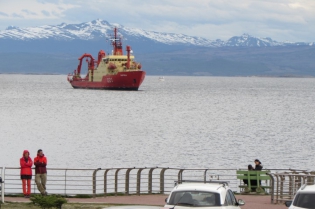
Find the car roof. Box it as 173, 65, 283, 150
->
173, 183, 227, 192
299, 184, 315, 192
170, 183, 229, 204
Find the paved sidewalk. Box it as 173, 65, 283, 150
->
4, 194, 287, 209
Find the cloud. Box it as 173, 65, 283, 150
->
22, 10, 37, 16
12, 13, 24, 18
0, 0, 314, 42
0, 12, 8, 17
42, 10, 51, 16
0, 0, 79, 20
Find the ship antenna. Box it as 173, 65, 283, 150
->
110, 27, 123, 55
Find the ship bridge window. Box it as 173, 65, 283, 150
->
103, 58, 109, 63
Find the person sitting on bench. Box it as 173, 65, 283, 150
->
254, 159, 263, 170
243, 164, 257, 191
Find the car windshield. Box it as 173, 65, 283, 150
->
168, 191, 221, 207
293, 193, 315, 208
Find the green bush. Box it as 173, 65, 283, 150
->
73, 194, 92, 198
30, 195, 67, 209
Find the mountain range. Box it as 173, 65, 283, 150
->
1, 19, 313, 47
0, 19, 314, 76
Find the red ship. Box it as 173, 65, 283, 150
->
67, 28, 146, 90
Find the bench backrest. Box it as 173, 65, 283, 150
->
236, 170, 271, 180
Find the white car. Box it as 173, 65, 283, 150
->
163, 181, 245, 209
285, 184, 315, 209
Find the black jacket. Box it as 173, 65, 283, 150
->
255, 164, 263, 170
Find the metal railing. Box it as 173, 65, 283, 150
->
0, 167, 240, 197
268, 170, 315, 204
1, 168, 4, 203
1, 166, 308, 204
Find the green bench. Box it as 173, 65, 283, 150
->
236, 170, 271, 193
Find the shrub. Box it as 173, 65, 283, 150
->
30, 195, 67, 209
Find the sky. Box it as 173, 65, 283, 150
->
0, 0, 314, 42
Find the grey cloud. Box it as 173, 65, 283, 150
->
37, 0, 59, 4
12, 13, 24, 18
42, 10, 50, 16
0, 12, 8, 17
36, 0, 46, 3
36, 0, 80, 7
51, 11, 59, 17
22, 10, 37, 15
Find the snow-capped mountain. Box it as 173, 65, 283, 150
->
0, 19, 219, 47
225, 34, 314, 47
225, 34, 279, 47
0, 19, 313, 47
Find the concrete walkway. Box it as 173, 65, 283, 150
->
4, 194, 287, 209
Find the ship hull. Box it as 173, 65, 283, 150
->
69, 71, 146, 90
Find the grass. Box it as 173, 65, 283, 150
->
0, 202, 117, 209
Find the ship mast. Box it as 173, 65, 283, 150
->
110, 27, 132, 69
111, 27, 123, 55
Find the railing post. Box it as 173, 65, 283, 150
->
178, 169, 184, 184
289, 175, 295, 199
310, 171, 315, 184
115, 169, 121, 196
266, 173, 274, 204
1, 167, 5, 203
274, 174, 279, 204
148, 168, 155, 194
204, 169, 208, 183
280, 175, 285, 201
160, 168, 168, 194
33, 168, 36, 194
136, 168, 144, 195
104, 169, 111, 196
125, 168, 133, 195
92, 168, 101, 197
65, 169, 67, 196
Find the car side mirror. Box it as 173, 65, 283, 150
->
165, 197, 168, 203
237, 199, 245, 206
285, 201, 292, 207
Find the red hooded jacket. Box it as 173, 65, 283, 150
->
20, 150, 33, 176
34, 154, 47, 174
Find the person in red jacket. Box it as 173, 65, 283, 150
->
20, 150, 33, 198
34, 149, 47, 195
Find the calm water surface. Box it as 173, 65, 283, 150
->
0, 75, 314, 170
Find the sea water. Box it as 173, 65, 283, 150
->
0, 75, 315, 170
